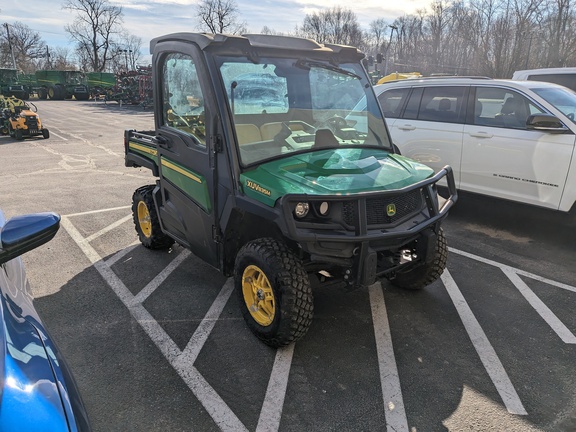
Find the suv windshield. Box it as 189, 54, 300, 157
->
531, 86, 576, 124
217, 56, 391, 166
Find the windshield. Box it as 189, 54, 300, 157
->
531, 86, 576, 124
217, 56, 391, 166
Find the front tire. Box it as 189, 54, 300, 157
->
42, 129, 50, 139
131, 185, 174, 249
388, 228, 448, 290
14, 129, 23, 140
234, 238, 314, 347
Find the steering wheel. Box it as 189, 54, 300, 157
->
326, 115, 348, 130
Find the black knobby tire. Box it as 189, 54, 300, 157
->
14, 129, 23, 140
234, 238, 314, 347
131, 185, 174, 249
389, 228, 448, 290
42, 129, 50, 139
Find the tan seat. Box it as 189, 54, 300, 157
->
235, 124, 261, 145
260, 122, 305, 140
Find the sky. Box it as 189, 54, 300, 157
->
3, 0, 432, 63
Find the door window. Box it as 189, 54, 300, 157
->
377, 88, 410, 118
415, 86, 467, 123
473, 87, 545, 129
161, 53, 206, 146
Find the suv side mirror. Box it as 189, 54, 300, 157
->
526, 114, 569, 134
0, 212, 60, 265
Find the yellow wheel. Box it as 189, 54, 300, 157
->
241, 265, 276, 326
131, 185, 174, 249
137, 201, 152, 238
234, 238, 313, 347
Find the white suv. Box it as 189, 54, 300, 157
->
375, 77, 576, 212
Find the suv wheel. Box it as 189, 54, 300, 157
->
234, 238, 313, 347
131, 185, 174, 249
388, 228, 448, 290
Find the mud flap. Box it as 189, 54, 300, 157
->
358, 248, 378, 287
416, 229, 438, 264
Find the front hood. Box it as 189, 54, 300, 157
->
240, 148, 434, 206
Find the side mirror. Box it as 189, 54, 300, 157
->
0, 212, 60, 265
526, 114, 569, 134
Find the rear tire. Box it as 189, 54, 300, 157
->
131, 185, 174, 249
234, 238, 314, 347
388, 228, 448, 290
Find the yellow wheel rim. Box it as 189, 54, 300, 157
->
137, 201, 152, 238
242, 265, 276, 326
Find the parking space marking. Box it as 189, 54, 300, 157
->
450, 247, 576, 293
132, 249, 191, 304
61, 214, 247, 431
370, 283, 409, 432
105, 242, 139, 266
442, 269, 527, 415
256, 345, 295, 432
176, 279, 234, 366
85, 214, 133, 242
60, 207, 576, 429
64, 205, 131, 218
502, 269, 576, 344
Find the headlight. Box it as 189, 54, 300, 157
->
294, 202, 309, 218
318, 201, 329, 215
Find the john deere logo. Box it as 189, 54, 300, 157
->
386, 203, 396, 217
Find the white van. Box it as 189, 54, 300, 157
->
373, 77, 576, 213
512, 68, 576, 92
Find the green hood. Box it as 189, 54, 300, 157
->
240, 148, 435, 206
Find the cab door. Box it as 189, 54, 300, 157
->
153, 43, 219, 267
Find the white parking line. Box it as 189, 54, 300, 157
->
369, 283, 409, 432
85, 214, 133, 242
65, 206, 131, 218
175, 279, 234, 366
48, 130, 68, 141
441, 269, 527, 415
256, 344, 295, 432
132, 249, 191, 304
61, 215, 247, 431
450, 247, 576, 293
503, 269, 576, 344
105, 241, 139, 266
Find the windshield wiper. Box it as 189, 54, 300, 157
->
295, 59, 362, 80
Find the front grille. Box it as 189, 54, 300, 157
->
342, 189, 424, 226
25, 116, 39, 130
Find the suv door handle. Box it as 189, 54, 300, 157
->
469, 131, 493, 138
397, 124, 416, 131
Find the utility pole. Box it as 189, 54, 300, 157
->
4, 23, 17, 70
383, 25, 398, 76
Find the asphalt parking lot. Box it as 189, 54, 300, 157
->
1, 99, 575, 432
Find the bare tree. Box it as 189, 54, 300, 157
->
63, 0, 123, 72
368, 18, 389, 53
0, 22, 46, 73
196, 0, 247, 34
299, 6, 363, 46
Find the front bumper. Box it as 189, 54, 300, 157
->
279, 166, 458, 285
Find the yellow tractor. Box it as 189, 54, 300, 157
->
0, 95, 49, 140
